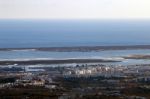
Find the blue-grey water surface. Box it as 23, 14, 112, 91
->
0, 20, 150, 65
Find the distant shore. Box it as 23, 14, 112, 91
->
0, 45, 150, 52
0, 59, 120, 65
123, 55, 150, 59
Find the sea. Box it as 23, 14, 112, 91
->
0, 19, 150, 65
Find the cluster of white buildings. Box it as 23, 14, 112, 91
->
63, 64, 150, 77
63, 65, 127, 77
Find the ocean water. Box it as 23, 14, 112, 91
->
0, 20, 150, 65
0, 20, 150, 48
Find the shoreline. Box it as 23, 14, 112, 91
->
123, 55, 150, 59
0, 45, 150, 52
0, 59, 120, 65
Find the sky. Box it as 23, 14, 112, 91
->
0, 0, 150, 19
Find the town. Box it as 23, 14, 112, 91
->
0, 63, 150, 99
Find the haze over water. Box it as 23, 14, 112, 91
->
0, 20, 150, 48
0, 20, 150, 65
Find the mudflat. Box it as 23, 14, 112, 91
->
0, 59, 120, 65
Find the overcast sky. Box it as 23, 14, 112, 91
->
0, 0, 150, 19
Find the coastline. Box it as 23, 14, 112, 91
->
123, 55, 150, 59
0, 45, 150, 52
0, 59, 120, 65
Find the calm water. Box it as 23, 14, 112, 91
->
0, 49, 150, 65
0, 20, 150, 65
0, 20, 150, 48
0, 49, 149, 60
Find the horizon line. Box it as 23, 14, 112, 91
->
1, 18, 150, 21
